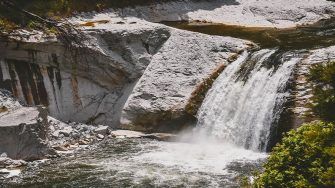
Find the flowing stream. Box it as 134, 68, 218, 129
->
2, 19, 335, 187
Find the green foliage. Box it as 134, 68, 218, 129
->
0, 0, 177, 32
308, 61, 335, 123
254, 121, 335, 188
0, 18, 17, 32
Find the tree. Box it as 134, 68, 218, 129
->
254, 121, 335, 188
308, 61, 335, 123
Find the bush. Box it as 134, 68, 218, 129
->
308, 61, 335, 123
254, 121, 335, 188
0, 18, 17, 32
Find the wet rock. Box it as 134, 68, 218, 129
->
1, 15, 254, 132
94, 126, 110, 135
110, 130, 146, 138
143, 133, 177, 141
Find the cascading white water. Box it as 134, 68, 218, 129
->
196, 49, 299, 151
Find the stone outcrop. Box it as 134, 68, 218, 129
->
291, 46, 335, 127
0, 17, 255, 131
100, 0, 335, 28
120, 29, 252, 131
0, 20, 171, 126
0, 90, 54, 160
1, 0, 333, 132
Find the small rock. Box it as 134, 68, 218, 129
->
78, 140, 89, 145
0, 169, 10, 175
110, 130, 145, 138
49, 125, 55, 132
0, 169, 21, 178
94, 126, 110, 135
84, 134, 91, 139
0, 157, 27, 168
59, 127, 73, 137
69, 144, 79, 150
79, 124, 89, 131
53, 146, 68, 151
71, 132, 81, 140
143, 133, 177, 141
96, 134, 104, 139
52, 130, 61, 138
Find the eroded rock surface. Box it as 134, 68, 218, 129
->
1, 17, 254, 131
120, 29, 253, 131
291, 46, 335, 127
0, 20, 171, 126
0, 90, 54, 160
99, 0, 335, 28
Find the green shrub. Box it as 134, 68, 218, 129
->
308, 61, 335, 123
0, 18, 17, 32
254, 121, 335, 188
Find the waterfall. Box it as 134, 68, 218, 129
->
196, 49, 299, 151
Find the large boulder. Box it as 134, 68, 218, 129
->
0, 90, 54, 160
120, 29, 254, 132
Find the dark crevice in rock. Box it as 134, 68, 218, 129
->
6, 59, 49, 106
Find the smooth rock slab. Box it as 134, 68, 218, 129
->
115, 0, 335, 28
143, 133, 178, 141
110, 130, 146, 138
121, 29, 253, 131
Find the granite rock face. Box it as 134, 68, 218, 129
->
107, 0, 335, 28
120, 29, 252, 131
0, 20, 171, 126
0, 18, 254, 131
291, 46, 335, 127
0, 90, 54, 160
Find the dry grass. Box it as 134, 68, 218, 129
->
79, 20, 110, 27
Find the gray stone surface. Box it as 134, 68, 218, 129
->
291, 46, 335, 127
0, 91, 55, 160
120, 29, 253, 131
94, 126, 110, 135
90, 0, 335, 28
1, 18, 254, 131
0, 20, 171, 127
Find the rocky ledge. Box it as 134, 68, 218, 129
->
94, 0, 335, 28
0, 90, 55, 161
1, 17, 255, 132
291, 46, 335, 127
